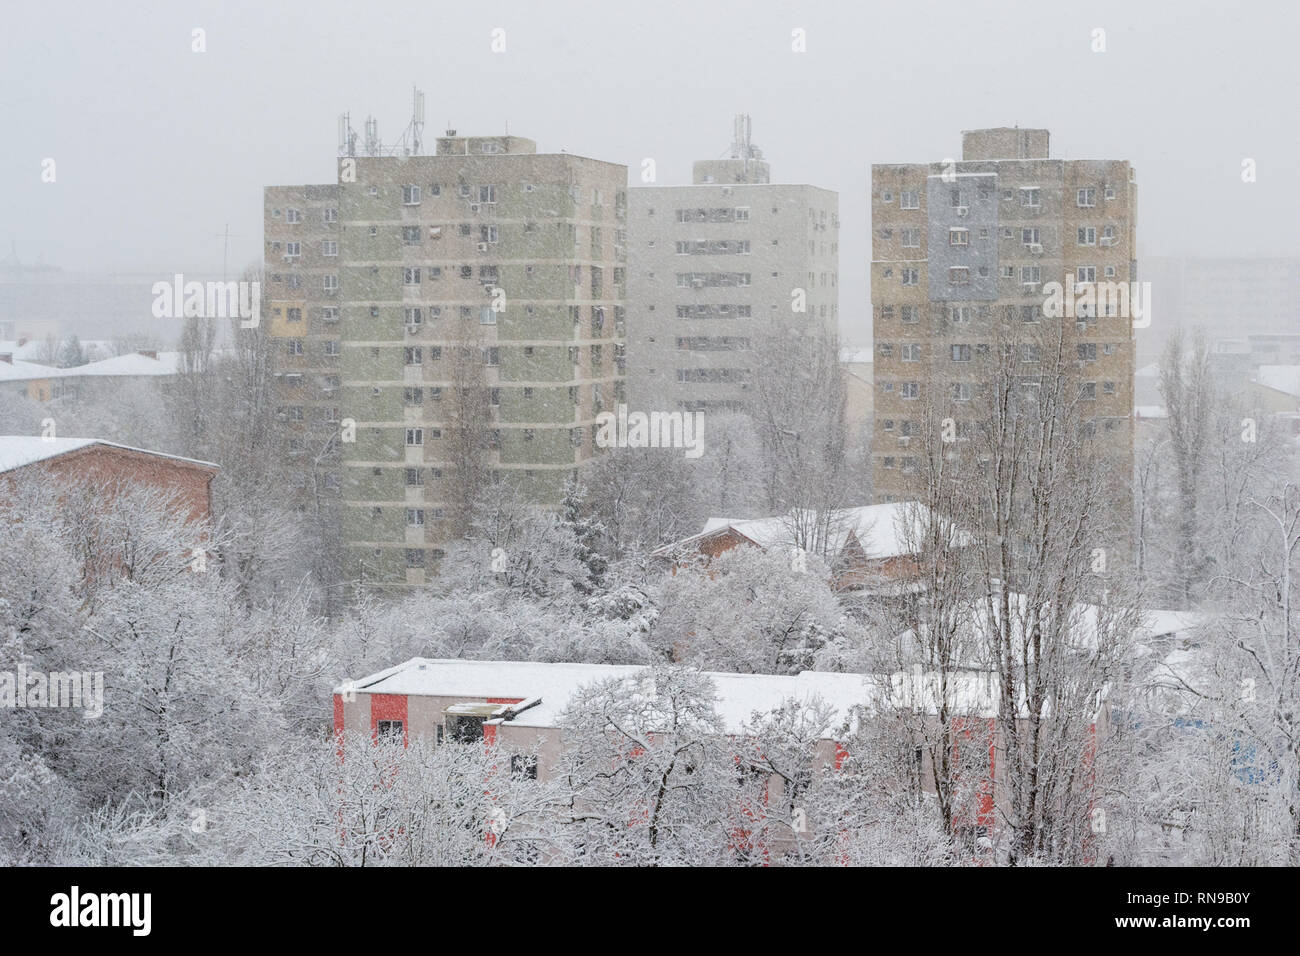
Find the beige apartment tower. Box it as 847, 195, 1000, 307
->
871, 128, 1137, 557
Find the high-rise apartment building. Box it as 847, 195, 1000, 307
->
627, 117, 839, 413
264, 183, 344, 508
266, 133, 627, 589
871, 128, 1136, 554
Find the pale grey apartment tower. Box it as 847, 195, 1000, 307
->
627, 117, 839, 414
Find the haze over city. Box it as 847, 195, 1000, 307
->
4, 0, 1299, 343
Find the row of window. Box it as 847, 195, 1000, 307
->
880, 185, 1119, 209
879, 380, 1119, 401
879, 225, 1121, 248
676, 207, 751, 223
272, 207, 338, 223
878, 341, 1120, 362
675, 336, 751, 351
878, 303, 1129, 326
882, 263, 1123, 287
674, 239, 751, 255
675, 272, 751, 287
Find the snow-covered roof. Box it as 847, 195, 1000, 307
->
1255, 365, 1300, 398
0, 340, 55, 362
0, 340, 112, 361
337, 657, 1002, 731
0, 357, 61, 382
0, 350, 187, 382
654, 502, 964, 562
0, 436, 218, 475
952, 595, 1203, 657
65, 351, 186, 378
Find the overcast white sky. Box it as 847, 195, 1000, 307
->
3, 0, 1298, 345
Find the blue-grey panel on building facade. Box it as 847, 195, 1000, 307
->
926, 172, 999, 301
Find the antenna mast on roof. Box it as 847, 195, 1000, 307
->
410, 86, 425, 156
338, 113, 357, 157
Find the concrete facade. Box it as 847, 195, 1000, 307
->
871, 128, 1137, 560
266, 135, 627, 589
627, 123, 838, 413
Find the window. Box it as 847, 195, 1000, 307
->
404, 550, 425, 568
404, 347, 422, 366
949, 267, 970, 285
376, 719, 404, 739
402, 226, 421, 245
1077, 343, 1098, 362
900, 190, 920, 209
402, 184, 421, 205
483, 347, 500, 366
285, 208, 302, 223
323, 340, 340, 357
323, 207, 338, 223
901, 268, 919, 286
951, 383, 972, 402
901, 343, 921, 361
286, 339, 304, 355
900, 228, 920, 248
900, 305, 919, 324
481, 224, 499, 244
1020, 344, 1041, 363
1076, 266, 1097, 285
1077, 226, 1096, 246
949, 228, 969, 246
286, 307, 303, 322
1077, 187, 1096, 207
406, 428, 423, 445
284, 242, 301, 259
1020, 188, 1040, 207
405, 467, 424, 486
1105, 185, 1116, 200
404, 387, 423, 405
404, 267, 421, 286
478, 184, 498, 204
1103, 381, 1116, 395
951, 344, 972, 362
901, 382, 919, 400
406, 508, 424, 526
1021, 228, 1039, 246
1079, 382, 1097, 401
405, 307, 422, 327
1021, 265, 1041, 286
323, 274, 339, 292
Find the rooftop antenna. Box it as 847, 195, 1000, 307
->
410, 86, 425, 156
338, 112, 357, 157
730, 114, 762, 175
364, 115, 380, 157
